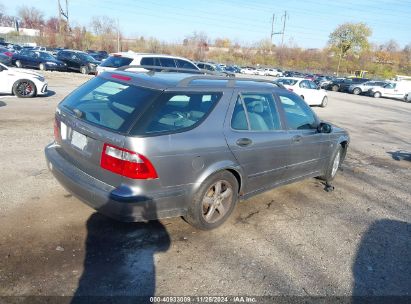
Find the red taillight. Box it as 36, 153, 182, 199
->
101, 143, 158, 179
54, 118, 61, 143
4, 52, 13, 57
288, 88, 294, 92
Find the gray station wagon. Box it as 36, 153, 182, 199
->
45, 69, 349, 230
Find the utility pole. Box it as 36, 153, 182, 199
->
117, 18, 120, 52
270, 13, 283, 50
281, 10, 288, 46
58, 0, 61, 34
270, 14, 275, 45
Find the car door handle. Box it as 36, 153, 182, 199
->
292, 135, 302, 143
236, 138, 252, 147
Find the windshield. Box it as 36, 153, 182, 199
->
39, 52, 55, 60
277, 79, 298, 86
78, 53, 96, 62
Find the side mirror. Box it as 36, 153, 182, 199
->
317, 122, 332, 133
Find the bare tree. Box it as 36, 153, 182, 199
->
17, 6, 45, 29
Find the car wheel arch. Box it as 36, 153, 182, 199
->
192, 162, 244, 196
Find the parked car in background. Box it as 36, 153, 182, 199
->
12, 50, 67, 71
240, 67, 256, 75
0, 53, 12, 66
196, 62, 235, 77
45, 70, 348, 230
0, 62, 48, 98
57, 50, 100, 74
277, 77, 328, 107
97, 52, 200, 74
264, 68, 283, 77
337, 78, 370, 92
224, 65, 241, 73
369, 81, 411, 99
87, 50, 109, 61
348, 80, 388, 95
0, 47, 13, 58
255, 68, 266, 76
323, 78, 344, 91
315, 76, 335, 88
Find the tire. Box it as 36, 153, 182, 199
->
319, 145, 343, 182
15, 60, 22, 68
353, 88, 361, 95
80, 66, 89, 74
373, 92, 381, 98
320, 96, 328, 108
332, 85, 339, 92
12, 79, 37, 98
300, 95, 304, 100
39, 63, 46, 71
184, 171, 238, 230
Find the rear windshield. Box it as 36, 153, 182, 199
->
60, 77, 159, 132
131, 92, 222, 135
100, 56, 133, 67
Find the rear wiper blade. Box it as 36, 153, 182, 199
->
73, 108, 84, 118
62, 105, 83, 118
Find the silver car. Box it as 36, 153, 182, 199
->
45, 71, 349, 230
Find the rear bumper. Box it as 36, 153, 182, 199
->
45, 143, 188, 222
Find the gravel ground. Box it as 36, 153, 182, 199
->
0, 71, 410, 300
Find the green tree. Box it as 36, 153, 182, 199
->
328, 22, 372, 75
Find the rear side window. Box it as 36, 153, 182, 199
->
175, 59, 198, 70
100, 56, 133, 67
131, 92, 221, 135
60, 77, 158, 132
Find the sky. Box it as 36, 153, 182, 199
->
2, 0, 411, 48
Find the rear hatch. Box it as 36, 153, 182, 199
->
55, 75, 160, 187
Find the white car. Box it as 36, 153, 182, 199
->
240, 67, 256, 75
277, 77, 328, 107
370, 81, 411, 99
0, 63, 48, 98
254, 68, 266, 76
264, 68, 283, 77
97, 52, 200, 74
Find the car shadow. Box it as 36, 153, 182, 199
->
0, 101, 6, 107
352, 219, 411, 303
45, 90, 56, 97
387, 151, 411, 162
71, 201, 171, 303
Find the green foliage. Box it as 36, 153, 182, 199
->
329, 22, 372, 56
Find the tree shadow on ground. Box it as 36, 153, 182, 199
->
352, 219, 411, 303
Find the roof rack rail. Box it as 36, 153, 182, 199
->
115, 65, 217, 75
176, 75, 285, 88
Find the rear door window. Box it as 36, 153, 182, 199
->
60, 77, 159, 132
159, 57, 176, 68
131, 92, 221, 135
175, 59, 198, 70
